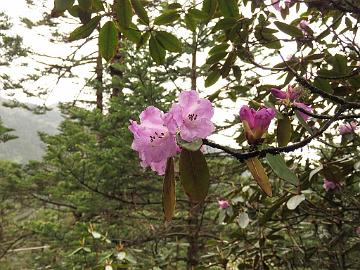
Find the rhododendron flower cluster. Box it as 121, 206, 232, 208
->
129, 90, 214, 175
338, 122, 358, 135
218, 200, 230, 209
323, 179, 341, 192
240, 105, 276, 145
271, 85, 312, 121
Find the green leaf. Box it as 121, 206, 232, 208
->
266, 154, 298, 186
259, 195, 290, 225
220, 51, 236, 78
154, 10, 179, 25
180, 149, 210, 203
209, 43, 229, 55
99, 21, 118, 61
163, 157, 176, 222
184, 13, 197, 32
277, 116, 292, 147
136, 30, 150, 49
314, 77, 332, 93
205, 70, 221, 87
218, 0, 239, 18
176, 134, 202, 151
78, 0, 91, 10
122, 26, 141, 43
51, 0, 74, 17
245, 157, 272, 197
286, 194, 305, 210
155, 31, 182, 53
274, 21, 303, 38
331, 54, 348, 75
188, 8, 208, 21
130, 0, 149, 25
115, 0, 133, 29
202, 0, 217, 19
91, 0, 104, 12
206, 51, 227, 65
69, 15, 100, 41
212, 18, 237, 32
149, 35, 165, 65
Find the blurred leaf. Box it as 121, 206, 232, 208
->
202, 0, 217, 19
206, 51, 227, 65
238, 212, 250, 229
185, 13, 197, 32
78, 0, 91, 10
205, 69, 221, 87
176, 134, 202, 151
68, 15, 100, 41
99, 21, 118, 61
51, 0, 74, 17
136, 30, 150, 49
115, 0, 133, 29
188, 8, 208, 21
180, 149, 210, 203
286, 194, 305, 210
218, 0, 239, 18
130, 0, 149, 25
212, 18, 237, 32
246, 157, 272, 197
274, 21, 303, 37
163, 157, 176, 222
277, 116, 292, 147
155, 31, 182, 53
154, 10, 179, 25
220, 51, 236, 78
209, 43, 229, 55
266, 154, 298, 186
149, 35, 165, 64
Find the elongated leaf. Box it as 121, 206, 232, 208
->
205, 69, 221, 87
266, 154, 298, 186
155, 31, 182, 53
218, 0, 239, 18
78, 0, 91, 10
274, 21, 303, 37
185, 13, 197, 32
188, 8, 208, 21
136, 30, 150, 49
115, 0, 133, 29
163, 158, 176, 222
52, 0, 74, 17
69, 15, 100, 41
149, 35, 165, 64
259, 195, 290, 225
180, 149, 210, 203
122, 27, 141, 43
286, 194, 305, 210
277, 116, 292, 147
209, 43, 229, 55
99, 21, 118, 61
130, 0, 149, 25
245, 157, 272, 197
202, 0, 217, 19
154, 10, 179, 25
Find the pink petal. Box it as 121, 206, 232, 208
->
293, 102, 312, 121
239, 105, 256, 129
178, 90, 199, 109
271, 88, 287, 99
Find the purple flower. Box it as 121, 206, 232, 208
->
323, 179, 341, 192
338, 122, 358, 135
293, 102, 312, 121
218, 200, 230, 209
297, 19, 310, 35
129, 106, 178, 175
239, 105, 276, 145
271, 85, 299, 101
168, 90, 215, 142
272, 0, 292, 11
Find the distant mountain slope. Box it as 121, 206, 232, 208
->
0, 100, 62, 163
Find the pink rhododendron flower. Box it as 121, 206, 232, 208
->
323, 179, 341, 192
338, 122, 358, 135
293, 102, 313, 121
271, 85, 299, 101
168, 90, 215, 142
129, 106, 178, 175
240, 105, 276, 145
272, 0, 292, 11
218, 200, 230, 209
297, 20, 310, 35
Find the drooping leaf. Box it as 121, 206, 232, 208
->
286, 194, 305, 210
51, 0, 74, 17
163, 157, 176, 222
130, 0, 149, 25
99, 21, 118, 61
259, 195, 290, 225
295, 111, 314, 135
122, 27, 141, 43
78, 0, 92, 10
149, 35, 165, 64
202, 0, 217, 19
184, 13, 197, 32
179, 149, 210, 203
274, 21, 303, 37
155, 31, 182, 53
136, 30, 150, 49
154, 10, 179, 25
115, 0, 133, 29
188, 8, 208, 21
205, 69, 221, 87
245, 157, 272, 197
209, 43, 229, 55
266, 154, 298, 186
69, 15, 101, 41
277, 116, 292, 147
